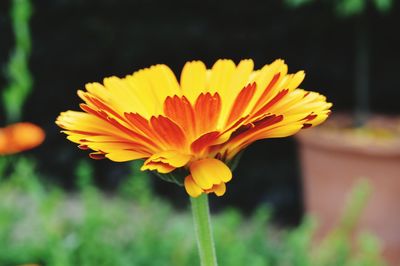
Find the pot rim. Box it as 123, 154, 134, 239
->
296, 114, 400, 157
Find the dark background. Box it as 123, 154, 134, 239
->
1, 0, 399, 225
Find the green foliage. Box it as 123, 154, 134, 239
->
284, 0, 393, 16
309, 180, 377, 266
284, 0, 314, 8
2, 0, 33, 122
336, 0, 392, 17
336, 0, 367, 16
372, 0, 392, 13
118, 161, 154, 205
75, 159, 95, 189
0, 159, 387, 266
0, 157, 9, 180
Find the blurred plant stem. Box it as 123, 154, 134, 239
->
312, 179, 373, 265
2, 0, 33, 123
190, 194, 218, 266
0, 157, 8, 180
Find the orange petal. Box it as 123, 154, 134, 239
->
57, 110, 158, 153
194, 92, 221, 134
189, 158, 232, 190
230, 114, 283, 141
78, 91, 126, 121
224, 115, 284, 160
89, 152, 106, 160
150, 115, 187, 150
164, 95, 196, 137
226, 82, 257, 125
251, 89, 289, 119
250, 59, 287, 109
191, 131, 220, 154
250, 72, 281, 111
124, 112, 160, 142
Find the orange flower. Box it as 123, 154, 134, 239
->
0, 122, 45, 155
56, 59, 331, 197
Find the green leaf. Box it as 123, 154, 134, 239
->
373, 0, 393, 13
336, 0, 366, 17
284, 0, 315, 8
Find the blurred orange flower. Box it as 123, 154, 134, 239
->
56, 59, 331, 197
0, 122, 45, 155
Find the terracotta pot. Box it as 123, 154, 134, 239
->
296, 115, 400, 265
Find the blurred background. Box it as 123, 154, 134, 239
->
0, 0, 399, 265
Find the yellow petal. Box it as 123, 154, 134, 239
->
212, 182, 226, 197
184, 175, 203, 198
85, 82, 106, 98
248, 59, 288, 112
141, 151, 192, 173
126, 64, 181, 116
219, 59, 254, 126
141, 162, 175, 173
207, 59, 236, 96
286, 71, 305, 91
157, 151, 192, 167
105, 150, 147, 162
102, 77, 148, 115
180, 61, 207, 103
262, 123, 304, 138
189, 158, 232, 190
228, 59, 254, 93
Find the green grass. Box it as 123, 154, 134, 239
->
0, 156, 387, 266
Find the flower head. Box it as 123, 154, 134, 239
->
0, 122, 45, 155
56, 59, 331, 197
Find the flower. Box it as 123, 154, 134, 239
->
56, 59, 331, 197
0, 122, 45, 155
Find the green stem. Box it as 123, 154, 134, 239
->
190, 194, 218, 266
